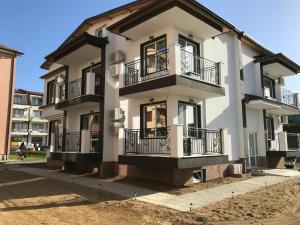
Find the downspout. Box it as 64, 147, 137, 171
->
4, 54, 16, 159
234, 32, 247, 168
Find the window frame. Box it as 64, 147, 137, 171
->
47, 80, 56, 105
262, 75, 276, 99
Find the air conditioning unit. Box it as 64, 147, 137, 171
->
110, 63, 124, 79
229, 164, 243, 177
110, 108, 125, 122
110, 50, 125, 64
281, 115, 289, 124
278, 77, 285, 86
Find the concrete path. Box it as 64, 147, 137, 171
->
0, 163, 295, 212
259, 169, 300, 177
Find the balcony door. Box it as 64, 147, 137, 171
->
141, 35, 167, 76
82, 63, 102, 96
141, 102, 167, 138
179, 35, 200, 74
178, 102, 201, 131
248, 132, 258, 168
81, 113, 100, 153
263, 76, 275, 99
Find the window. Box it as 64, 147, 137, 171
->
141, 102, 167, 138
47, 80, 56, 104
14, 95, 24, 104
31, 97, 42, 106
13, 108, 26, 118
11, 136, 27, 143
263, 76, 275, 99
33, 110, 42, 119
266, 117, 275, 140
32, 123, 44, 132
141, 35, 167, 76
12, 122, 28, 132
179, 35, 200, 74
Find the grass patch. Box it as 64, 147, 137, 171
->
9, 154, 46, 162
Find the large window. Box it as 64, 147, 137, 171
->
33, 110, 42, 119
31, 97, 43, 106
266, 117, 275, 140
13, 108, 26, 118
141, 102, 167, 138
263, 76, 275, 99
32, 123, 44, 132
141, 35, 167, 76
12, 122, 28, 132
14, 95, 25, 104
47, 80, 56, 104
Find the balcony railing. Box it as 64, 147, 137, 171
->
124, 50, 169, 86
12, 129, 28, 133
183, 128, 222, 156
180, 50, 220, 86
281, 88, 298, 107
124, 128, 171, 155
124, 49, 220, 87
31, 129, 48, 134
65, 132, 80, 152
124, 127, 223, 157
13, 114, 28, 119
60, 78, 83, 101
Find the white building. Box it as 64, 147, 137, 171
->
41, 0, 300, 186
11, 89, 48, 150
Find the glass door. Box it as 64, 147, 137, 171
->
248, 133, 258, 168
81, 113, 100, 153
179, 35, 199, 75
143, 37, 167, 76
82, 64, 102, 96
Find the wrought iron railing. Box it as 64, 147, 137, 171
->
183, 128, 222, 156
281, 88, 297, 107
287, 133, 300, 150
180, 50, 220, 86
65, 132, 80, 152
59, 78, 83, 101
124, 128, 171, 155
124, 50, 169, 86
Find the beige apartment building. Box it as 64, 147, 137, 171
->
0, 45, 23, 160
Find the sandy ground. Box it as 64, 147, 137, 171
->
0, 169, 299, 225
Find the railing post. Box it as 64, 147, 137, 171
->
295, 93, 299, 108
168, 43, 182, 75
279, 132, 288, 151
170, 124, 184, 158
220, 128, 228, 155
85, 72, 95, 95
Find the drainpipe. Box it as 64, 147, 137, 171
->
4, 54, 16, 159
234, 32, 247, 167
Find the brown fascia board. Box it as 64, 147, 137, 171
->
40, 65, 68, 79
15, 89, 43, 96
0, 45, 24, 56
41, 32, 108, 70
254, 53, 300, 74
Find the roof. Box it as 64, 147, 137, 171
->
254, 53, 300, 74
15, 89, 43, 97
41, 0, 153, 69
0, 44, 23, 56
42, 0, 297, 70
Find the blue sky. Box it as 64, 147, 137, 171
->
1, 0, 300, 92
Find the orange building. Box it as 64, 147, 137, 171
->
0, 45, 23, 160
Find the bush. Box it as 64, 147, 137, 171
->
10, 150, 47, 157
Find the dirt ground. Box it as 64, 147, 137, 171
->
0, 168, 299, 225
115, 175, 252, 195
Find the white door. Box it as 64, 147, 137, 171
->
248, 133, 258, 168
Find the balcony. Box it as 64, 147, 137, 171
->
55, 72, 103, 109
119, 126, 228, 169
281, 88, 298, 107
12, 114, 28, 121
120, 47, 224, 98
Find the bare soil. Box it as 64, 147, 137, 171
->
115, 175, 252, 195
0, 168, 299, 225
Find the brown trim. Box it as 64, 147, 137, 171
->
0, 45, 23, 55
240, 69, 244, 81
119, 75, 225, 97
15, 89, 43, 96
42, 33, 108, 69
4, 56, 15, 157
62, 111, 67, 152
118, 154, 229, 169
241, 99, 247, 128
55, 95, 103, 110
108, 0, 223, 35
40, 65, 68, 79
255, 53, 300, 74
